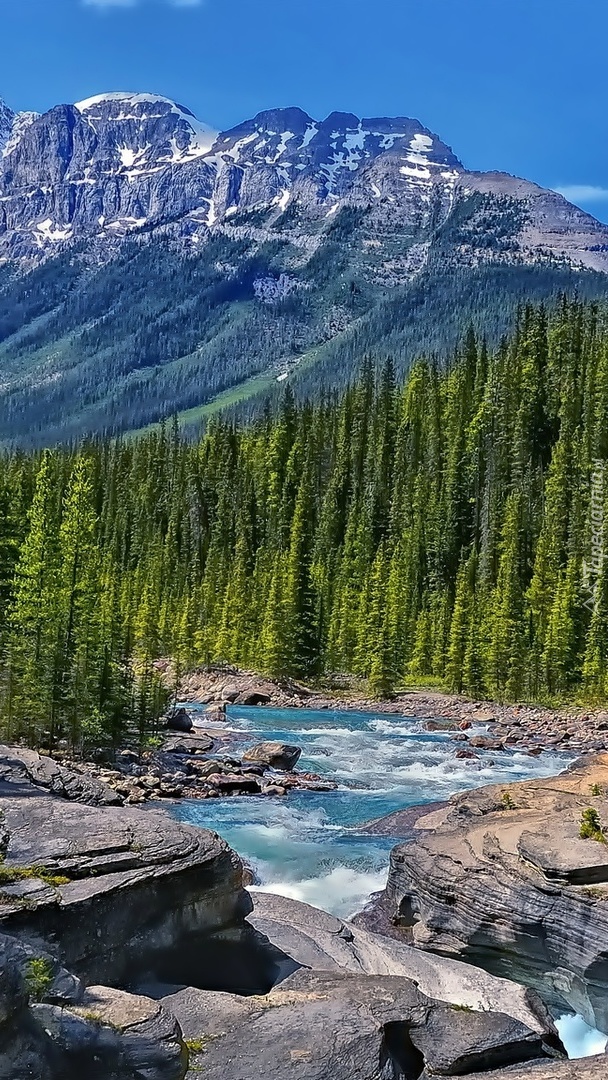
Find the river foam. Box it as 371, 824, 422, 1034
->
173, 704, 571, 916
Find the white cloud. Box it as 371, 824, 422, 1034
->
555, 184, 608, 205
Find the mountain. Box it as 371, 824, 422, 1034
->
1, 91, 608, 445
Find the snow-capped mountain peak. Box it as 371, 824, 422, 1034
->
74, 91, 218, 159
0, 91, 607, 275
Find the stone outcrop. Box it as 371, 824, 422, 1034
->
160, 969, 557, 1080
0, 743, 122, 805
247, 893, 560, 1042
0, 764, 251, 986
0, 931, 187, 1080
472, 1061, 607, 1080
371, 754, 608, 1032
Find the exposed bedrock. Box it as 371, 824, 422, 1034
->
0, 761, 251, 987
246, 892, 561, 1042
375, 753, 608, 1032
0, 931, 187, 1080
161, 968, 557, 1080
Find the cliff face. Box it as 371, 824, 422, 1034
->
2, 92, 608, 272
380, 754, 608, 1032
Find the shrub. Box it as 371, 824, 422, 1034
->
24, 958, 54, 1002
580, 808, 606, 843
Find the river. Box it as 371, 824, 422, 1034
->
171, 704, 607, 1060
172, 704, 570, 915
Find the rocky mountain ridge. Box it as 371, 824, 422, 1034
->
1, 90, 607, 272
2, 90, 608, 446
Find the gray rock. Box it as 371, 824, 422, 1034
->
374, 754, 608, 1032
243, 741, 302, 770
162, 968, 555, 1080
0, 745, 122, 806
165, 708, 193, 733
0, 763, 251, 986
161, 732, 213, 754
33, 985, 187, 1080
247, 892, 560, 1043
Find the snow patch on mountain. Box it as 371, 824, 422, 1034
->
75, 91, 218, 157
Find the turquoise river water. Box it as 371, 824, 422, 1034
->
171, 704, 608, 1060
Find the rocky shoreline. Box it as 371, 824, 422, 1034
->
11, 668, 606, 814
1, 744, 606, 1079
175, 665, 608, 757
358, 753, 608, 1035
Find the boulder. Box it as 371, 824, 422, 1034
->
162, 732, 214, 754
206, 773, 263, 795
202, 705, 228, 723
242, 742, 302, 771
161, 968, 556, 1080
468, 735, 506, 750
246, 893, 560, 1042
34, 985, 187, 1080
0, 760, 252, 987
374, 753, 608, 1032
0, 932, 187, 1080
165, 708, 192, 733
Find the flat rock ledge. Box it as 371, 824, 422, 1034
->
364, 752, 608, 1033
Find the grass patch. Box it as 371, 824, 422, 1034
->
0, 856, 70, 889
185, 1035, 219, 1053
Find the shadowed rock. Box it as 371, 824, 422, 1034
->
161, 968, 556, 1080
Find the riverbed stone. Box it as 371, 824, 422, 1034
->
243, 741, 302, 770
165, 708, 193, 733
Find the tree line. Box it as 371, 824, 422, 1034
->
1, 297, 608, 752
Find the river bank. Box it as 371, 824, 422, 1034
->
174, 665, 608, 756
1, 734, 606, 1079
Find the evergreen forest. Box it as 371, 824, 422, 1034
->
1, 298, 608, 752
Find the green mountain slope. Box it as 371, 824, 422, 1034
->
1, 193, 608, 446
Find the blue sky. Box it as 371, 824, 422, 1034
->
2, 0, 607, 222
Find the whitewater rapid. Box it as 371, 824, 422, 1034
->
172, 705, 571, 918
171, 704, 607, 1059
